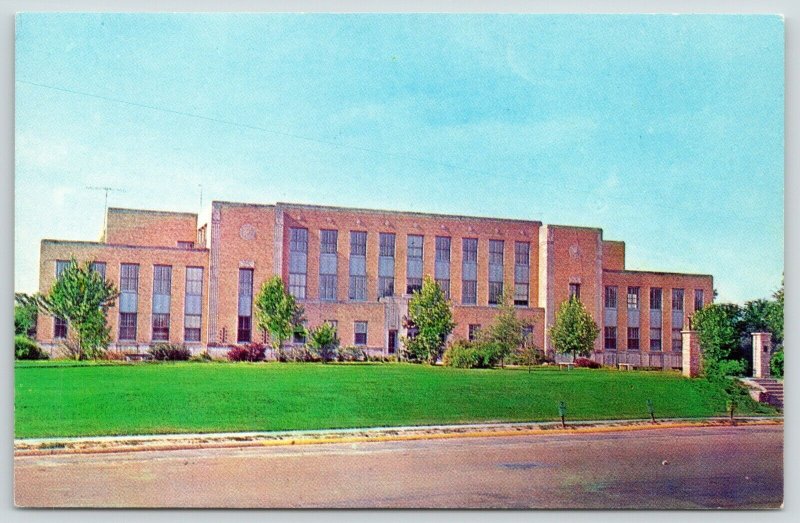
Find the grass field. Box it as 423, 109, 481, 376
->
14, 361, 775, 438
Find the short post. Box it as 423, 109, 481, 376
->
752, 332, 772, 378
727, 398, 737, 426
646, 399, 655, 423
558, 401, 567, 428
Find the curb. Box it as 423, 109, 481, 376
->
14, 418, 783, 457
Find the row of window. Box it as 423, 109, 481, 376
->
603, 326, 683, 352
53, 261, 204, 343
604, 286, 705, 311
287, 228, 532, 307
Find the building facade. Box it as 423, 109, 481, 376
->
36, 201, 713, 366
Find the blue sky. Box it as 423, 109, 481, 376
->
14, 14, 783, 303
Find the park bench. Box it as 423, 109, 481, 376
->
558, 362, 575, 371
124, 353, 154, 362
617, 363, 634, 371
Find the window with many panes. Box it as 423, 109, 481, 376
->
288, 228, 308, 299
54, 260, 71, 338
406, 235, 424, 294
569, 283, 581, 301
514, 242, 530, 306
694, 289, 705, 311
238, 269, 253, 342
349, 231, 367, 301
605, 286, 618, 308
55, 260, 70, 278
462, 238, 478, 305
650, 288, 662, 310
152, 265, 172, 341
488, 240, 504, 305
650, 328, 662, 351
672, 288, 684, 311
435, 236, 451, 300
90, 262, 106, 280
119, 263, 139, 341
319, 229, 338, 301
468, 324, 481, 341
354, 321, 367, 345
627, 327, 640, 350
604, 326, 617, 350
627, 287, 640, 309
184, 267, 203, 342
672, 328, 682, 351
378, 233, 395, 298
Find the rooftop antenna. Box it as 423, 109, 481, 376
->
86, 186, 126, 239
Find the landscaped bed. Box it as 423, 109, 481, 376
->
14, 362, 776, 438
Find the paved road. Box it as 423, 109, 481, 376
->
14, 425, 783, 509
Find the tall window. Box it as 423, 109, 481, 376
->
406, 235, 424, 294
462, 238, 478, 305
238, 268, 253, 342
488, 240, 504, 305
604, 326, 617, 350
694, 289, 705, 311
349, 231, 367, 301
435, 236, 451, 300
288, 227, 308, 299
605, 286, 618, 308
627, 327, 640, 350
672, 288, 685, 311
319, 229, 338, 302
152, 265, 172, 341
650, 288, 662, 310
672, 328, 682, 351
354, 321, 368, 346
54, 260, 70, 338
514, 242, 530, 306
650, 328, 662, 351
627, 287, 640, 309
184, 267, 203, 342
569, 283, 581, 301
378, 233, 395, 298
119, 263, 139, 341
468, 324, 481, 341
90, 262, 106, 280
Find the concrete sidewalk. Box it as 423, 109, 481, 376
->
14, 416, 783, 456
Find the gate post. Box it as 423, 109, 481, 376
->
752, 332, 772, 378
681, 328, 701, 378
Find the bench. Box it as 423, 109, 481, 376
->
124, 353, 153, 362
618, 363, 634, 371
558, 362, 575, 371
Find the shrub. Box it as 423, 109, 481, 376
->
148, 344, 191, 361
99, 350, 127, 361
15, 335, 48, 360
227, 343, 267, 362
574, 357, 602, 369
189, 350, 214, 363
307, 323, 340, 363
338, 346, 366, 362
443, 339, 499, 369
771, 348, 783, 378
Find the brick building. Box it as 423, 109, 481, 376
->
36, 201, 713, 367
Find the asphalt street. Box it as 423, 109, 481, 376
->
14, 424, 783, 509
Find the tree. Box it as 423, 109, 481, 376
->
403, 276, 455, 364
307, 322, 340, 363
483, 296, 532, 367
254, 276, 304, 356
691, 303, 747, 378
36, 259, 118, 360
14, 292, 38, 338
549, 297, 600, 361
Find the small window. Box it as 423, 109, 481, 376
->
237, 315, 252, 343
54, 317, 67, 339
119, 312, 137, 341
90, 262, 106, 280
650, 288, 662, 310
694, 289, 705, 311
649, 328, 662, 351
354, 321, 368, 346
672, 289, 685, 311
605, 286, 618, 309
627, 287, 640, 309
569, 283, 581, 301
468, 324, 481, 341
152, 313, 170, 341
604, 326, 617, 350
293, 324, 307, 345
672, 328, 682, 352
627, 327, 640, 350
522, 325, 534, 344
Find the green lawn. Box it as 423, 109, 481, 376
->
14, 362, 775, 438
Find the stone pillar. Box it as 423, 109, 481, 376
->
752, 332, 772, 378
681, 329, 701, 378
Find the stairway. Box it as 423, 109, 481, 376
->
751, 378, 784, 409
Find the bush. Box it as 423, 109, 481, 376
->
148, 344, 191, 361
307, 323, 340, 363
15, 335, 48, 360
771, 348, 784, 378
99, 350, 127, 361
227, 343, 267, 362
574, 357, 602, 369
338, 346, 366, 362
189, 350, 214, 363
443, 340, 499, 369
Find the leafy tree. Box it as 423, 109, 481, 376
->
770, 348, 784, 379
691, 303, 747, 378
549, 297, 600, 361
403, 276, 455, 364
254, 276, 304, 356
36, 259, 118, 360
307, 322, 340, 363
483, 296, 532, 367
14, 293, 38, 338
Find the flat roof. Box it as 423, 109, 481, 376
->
604, 269, 713, 279
108, 207, 198, 218
42, 239, 208, 253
